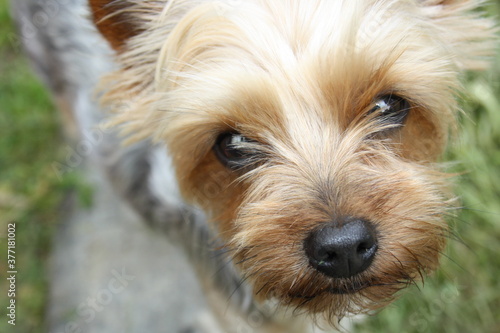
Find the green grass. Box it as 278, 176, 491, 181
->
0, 1, 65, 332
0, 0, 499, 332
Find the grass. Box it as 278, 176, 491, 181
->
0, 0, 499, 332
0, 0, 65, 332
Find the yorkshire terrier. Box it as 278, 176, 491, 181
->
14, 0, 496, 332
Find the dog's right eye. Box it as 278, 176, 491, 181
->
370, 95, 411, 125
214, 132, 254, 170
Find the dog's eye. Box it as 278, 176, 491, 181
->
214, 132, 254, 169
370, 95, 410, 125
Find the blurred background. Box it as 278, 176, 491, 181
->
0, 0, 499, 332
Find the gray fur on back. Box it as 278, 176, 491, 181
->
11, 0, 258, 331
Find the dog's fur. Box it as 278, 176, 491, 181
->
15, 0, 496, 331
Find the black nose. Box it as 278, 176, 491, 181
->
304, 218, 378, 279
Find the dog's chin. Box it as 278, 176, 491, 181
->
281, 285, 397, 321
287, 280, 370, 299
327, 282, 370, 295
247, 264, 423, 320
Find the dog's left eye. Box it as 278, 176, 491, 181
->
370, 95, 410, 125
214, 132, 254, 169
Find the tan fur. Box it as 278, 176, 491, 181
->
90, 0, 496, 327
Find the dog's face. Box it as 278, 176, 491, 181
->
91, 0, 494, 321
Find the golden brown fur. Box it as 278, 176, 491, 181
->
89, 0, 496, 327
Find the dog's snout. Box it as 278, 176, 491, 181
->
304, 218, 378, 279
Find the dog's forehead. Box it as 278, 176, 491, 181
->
153, 0, 483, 161
211, 46, 447, 143
165, 0, 455, 133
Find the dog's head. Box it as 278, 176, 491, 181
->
90, 0, 495, 321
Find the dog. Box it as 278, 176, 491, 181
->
14, 0, 496, 332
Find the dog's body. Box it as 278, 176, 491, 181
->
13, 0, 495, 332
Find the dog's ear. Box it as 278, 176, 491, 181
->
89, 0, 144, 51
418, 0, 496, 70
